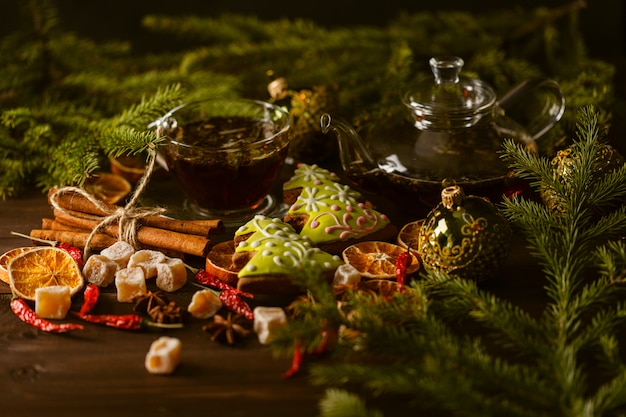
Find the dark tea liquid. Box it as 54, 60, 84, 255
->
162, 117, 289, 214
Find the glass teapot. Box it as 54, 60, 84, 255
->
321, 56, 565, 210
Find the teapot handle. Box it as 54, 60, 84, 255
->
496, 78, 566, 142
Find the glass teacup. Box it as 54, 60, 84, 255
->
155, 98, 291, 223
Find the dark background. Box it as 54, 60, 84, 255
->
0, 0, 623, 60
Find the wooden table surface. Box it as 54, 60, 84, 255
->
0, 163, 550, 417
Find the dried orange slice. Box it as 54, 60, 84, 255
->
109, 155, 146, 185
0, 247, 35, 284
397, 219, 424, 252
205, 240, 240, 287
84, 172, 131, 204
342, 241, 420, 279
8, 247, 84, 301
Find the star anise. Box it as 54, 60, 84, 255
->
133, 291, 170, 314
202, 312, 251, 345
147, 301, 188, 324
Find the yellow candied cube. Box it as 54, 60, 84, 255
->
35, 285, 71, 319
100, 241, 135, 271
127, 249, 166, 279
187, 289, 222, 319
145, 336, 182, 374
253, 306, 288, 345
82, 254, 118, 287
333, 263, 362, 286
156, 257, 187, 292
115, 267, 147, 303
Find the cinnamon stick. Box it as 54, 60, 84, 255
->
48, 188, 224, 236
41, 219, 187, 259
42, 218, 89, 232
53, 208, 211, 257
30, 229, 118, 251
142, 217, 224, 237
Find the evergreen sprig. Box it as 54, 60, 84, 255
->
0, 0, 615, 198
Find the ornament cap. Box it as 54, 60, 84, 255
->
441, 185, 464, 209
267, 77, 289, 101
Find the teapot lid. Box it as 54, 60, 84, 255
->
403, 56, 497, 129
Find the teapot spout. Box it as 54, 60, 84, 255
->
320, 113, 376, 174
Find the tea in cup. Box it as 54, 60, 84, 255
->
155, 98, 290, 222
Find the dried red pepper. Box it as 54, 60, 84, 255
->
193, 269, 254, 319
73, 285, 182, 330
283, 327, 337, 379
311, 328, 336, 356
195, 269, 253, 298
72, 312, 183, 331
57, 242, 85, 267
395, 247, 412, 293
283, 340, 304, 379
219, 288, 254, 320
80, 283, 100, 315
11, 298, 84, 333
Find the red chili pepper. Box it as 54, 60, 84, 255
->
219, 288, 254, 320
311, 328, 336, 355
74, 312, 143, 330
395, 248, 412, 293
57, 242, 85, 267
283, 340, 304, 379
195, 269, 253, 298
10, 298, 84, 333
80, 284, 100, 316
72, 312, 183, 331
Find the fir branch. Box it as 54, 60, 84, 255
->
313, 317, 559, 417
0, 3, 615, 199
577, 206, 626, 245
590, 368, 626, 416
111, 83, 184, 130
500, 139, 553, 186
585, 166, 626, 211
319, 389, 383, 417
143, 13, 326, 45
595, 241, 626, 284
576, 301, 626, 353
596, 334, 625, 375
424, 271, 550, 360
98, 126, 159, 159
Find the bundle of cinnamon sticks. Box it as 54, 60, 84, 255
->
28, 188, 224, 258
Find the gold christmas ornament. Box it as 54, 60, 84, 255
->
419, 183, 512, 281
540, 143, 625, 215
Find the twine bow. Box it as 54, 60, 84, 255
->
49, 147, 166, 259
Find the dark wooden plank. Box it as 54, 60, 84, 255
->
0, 185, 332, 417
0, 293, 324, 417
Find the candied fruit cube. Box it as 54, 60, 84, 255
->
100, 241, 135, 271
156, 257, 187, 292
115, 267, 147, 303
83, 254, 117, 287
35, 285, 71, 319
333, 263, 362, 286
128, 249, 166, 279
253, 306, 287, 345
145, 336, 182, 374
187, 289, 222, 319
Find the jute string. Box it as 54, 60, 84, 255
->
49, 147, 166, 259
